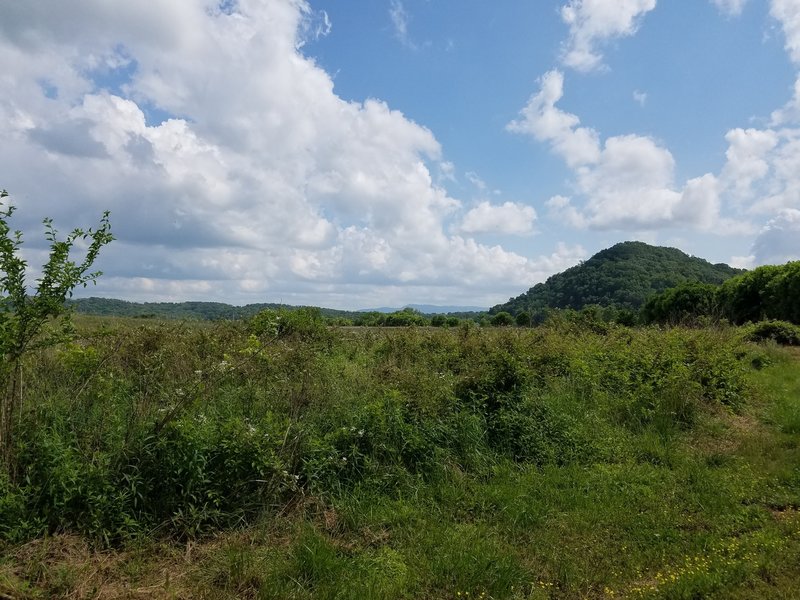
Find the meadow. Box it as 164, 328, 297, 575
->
1, 313, 799, 599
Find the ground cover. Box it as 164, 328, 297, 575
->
1, 317, 798, 598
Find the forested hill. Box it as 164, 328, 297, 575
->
492, 241, 744, 314
66, 298, 357, 321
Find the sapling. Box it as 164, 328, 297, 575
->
0, 189, 113, 472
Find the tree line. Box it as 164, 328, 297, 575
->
642, 261, 800, 326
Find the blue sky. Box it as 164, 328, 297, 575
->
1, 0, 799, 309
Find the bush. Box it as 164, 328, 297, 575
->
490, 312, 514, 327
743, 320, 800, 346
250, 307, 327, 340
430, 315, 446, 327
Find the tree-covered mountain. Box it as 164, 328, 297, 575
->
492, 241, 744, 314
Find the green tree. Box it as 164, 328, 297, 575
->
641, 282, 720, 325
0, 189, 113, 471
430, 314, 446, 327
515, 311, 531, 327
764, 262, 800, 324
490, 311, 514, 327
718, 265, 781, 324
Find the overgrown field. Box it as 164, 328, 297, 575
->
1, 316, 799, 599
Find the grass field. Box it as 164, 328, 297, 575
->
1, 316, 799, 598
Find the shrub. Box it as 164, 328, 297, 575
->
743, 320, 800, 346
490, 312, 514, 327
430, 315, 446, 327
0, 189, 112, 471
250, 307, 327, 340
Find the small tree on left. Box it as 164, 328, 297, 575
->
0, 189, 113, 473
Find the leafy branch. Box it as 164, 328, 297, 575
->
0, 188, 113, 473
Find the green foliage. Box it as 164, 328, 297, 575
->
382, 308, 428, 327
353, 308, 429, 327
490, 311, 514, 327
0, 321, 772, 544
68, 296, 360, 321
2, 318, 800, 599
250, 306, 328, 340
494, 241, 743, 315
742, 320, 800, 346
430, 314, 446, 327
645, 261, 800, 326
719, 262, 800, 324
642, 282, 720, 325
0, 189, 113, 470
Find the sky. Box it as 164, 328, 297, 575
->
1, 0, 800, 310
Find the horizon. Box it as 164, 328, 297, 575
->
2, 1, 800, 310
68, 238, 759, 312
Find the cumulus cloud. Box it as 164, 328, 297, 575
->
715, 125, 800, 220
507, 70, 601, 167
458, 201, 537, 235
752, 208, 800, 264
771, 77, 800, 125
720, 128, 779, 198
771, 0, 800, 65
703, 3, 800, 260
0, 0, 577, 307
560, 0, 657, 72
510, 70, 723, 231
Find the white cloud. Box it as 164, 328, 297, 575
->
752, 208, 800, 264
0, 0, 579, 308
770, 72, 800, 126
390, 0, 414, 48
717, 126, 800, 217
633, 90, 648, 106
729, 254, 756, 269
510, 71, 724, 231
560, 0, 657, 72
459, 201, 537, 235
545, 195, 588, 228
298, 7, 332, 45
720, 128, 779, 197
465, 171, 488, 191
507, 70, 601, 167
771, 0, 800, 65
711, 0, 748, 16
438, 161, 456, 182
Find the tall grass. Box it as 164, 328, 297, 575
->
2, 317, 799, 598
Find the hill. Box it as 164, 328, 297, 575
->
492, 241, 744, 314
67, 298, 357, 321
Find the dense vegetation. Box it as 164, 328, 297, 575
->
492, 241, 743, 316
2, 197, 798, 598
1, 316, 799, 598
67, 297, 357, 322
67, 298, 486, 326
643, 261, 800, 328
